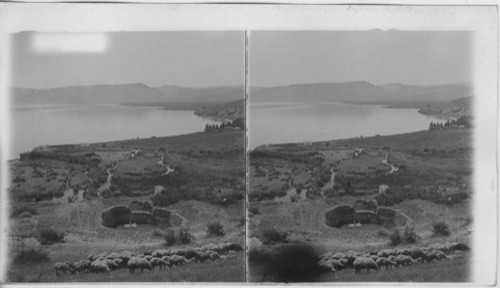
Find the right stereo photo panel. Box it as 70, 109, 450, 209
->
247, 30, 474, 282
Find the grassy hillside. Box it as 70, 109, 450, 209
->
7, 130, 245, 282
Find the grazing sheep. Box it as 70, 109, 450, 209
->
207, 250, 221, 260
95, 252, 108, 259
377, 249, 395, 258
436, 251, 447, 260
338, 258, 349, 267
55, 262, 75, 276
327, 259, 345, 271
127, 257, 153, 274
353, 258, 379, 274
91, 261, 110, 273
376, 257, 396, 270
152, 249, 170, 258
318, 260, 336, 273
144, 255, 153, 261
395, 255, 414, 266
74, 260, 91, 274
106, 252, 120, 259
169, 255, 188, 266
331, 252, 347, 259
370, 255, 378, 261
409, 247, 425, 259
183, 248, 198, 259
194, 251, 211, 263
150, 257, 168, 270
144, 250, 154, 256
113, 258, 124, 267
105, 259, 119, 270
423, 251, 438, 262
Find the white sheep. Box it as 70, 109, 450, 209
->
353, 257, 379, 274
91, 261, 110, 273
54, 262, 75, 276
74, 260, 91, 274
127, 257, 153, 273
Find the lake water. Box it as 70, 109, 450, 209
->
248, 102, 446, 149
9, 104, 221, 160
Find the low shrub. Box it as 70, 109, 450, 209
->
403, 226, 419, 243
177, 227, 194, 244
432, 222, 450, 236
249, 207, 260, 215
11, 206, 37, 218
207, 222, 225, 237
389, 228, 402, 246
376, 228, 389, 237
39, 228, 65, 245
260, 228, 287, 245
151, 228, 165, 238
13, 247, 50, 264
164, 229, 176, 247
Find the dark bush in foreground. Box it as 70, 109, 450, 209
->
260, 228, 287, 245
177, 227, 194, 244
39, 228, 65, 245
207, 222, 225, 237
432, 222, 450, 236
14, 248, 50, 264
255, 244, 320, 283
404, 226, 419, 244
164, 229, 176, 247
389, 228, 402, 246
248, 248, 271, 264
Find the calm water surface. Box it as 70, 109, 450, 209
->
249, 102, 445, 149
10, 104, 220, 160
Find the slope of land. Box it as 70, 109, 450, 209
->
7, 130, 245, 282
249, 127, 472, 281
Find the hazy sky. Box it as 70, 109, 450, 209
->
249, 30, 472, 87
11, 31, 245, 89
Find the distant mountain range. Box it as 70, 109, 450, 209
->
12, 81, 471, 107
250, 81, 472, 104
11, 83, 245, 106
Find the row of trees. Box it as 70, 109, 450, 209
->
429, 115, 472, 130
204, 117, 245, 132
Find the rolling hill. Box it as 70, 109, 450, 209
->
250, 81, 472, 104
11, 83, 245, 106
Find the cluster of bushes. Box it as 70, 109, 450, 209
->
11, 206, 37, 218
164, 227, 194, 246
39, 228, 65, 245
207, 222, 225, 237
432, 222, 450, 236
429, 115, 472, 130
389, 226, 419, 246
204, 117, 245, 132
249, 188, 287, 202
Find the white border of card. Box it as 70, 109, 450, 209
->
0, 2, 497, 287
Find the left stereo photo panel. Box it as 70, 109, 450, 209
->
6, 31, 246, 282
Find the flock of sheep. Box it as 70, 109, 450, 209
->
54, 242, 243, 276
317, 241, 470, 274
